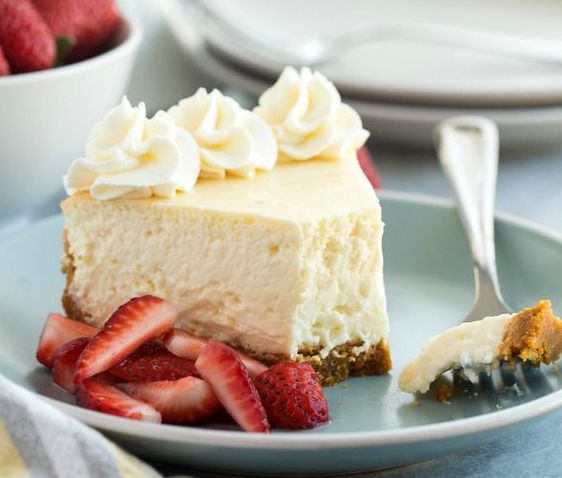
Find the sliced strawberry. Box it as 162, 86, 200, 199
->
164, 330, 268, 377
52, 337, 90, 392
118, 376, 220, 424
109, 342, 199, 382
195, 340, 270, 433
76, 377, 161, 423
239, 353, 269, 377
0, 45, 10, 75
254, 361, 329, 430
36, 313, 98, 368
164, 329, 206, 361
75, 296, 177, 383
357, 147, 381, 189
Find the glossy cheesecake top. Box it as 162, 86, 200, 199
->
65, 155, 380, 223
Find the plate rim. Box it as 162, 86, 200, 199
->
7, 190, 562, 450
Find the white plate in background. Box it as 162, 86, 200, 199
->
161, 10, 562, 151
201, 0, 562, 107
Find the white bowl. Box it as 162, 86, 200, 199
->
0, 15, 142, 231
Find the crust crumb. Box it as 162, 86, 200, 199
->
499, 300, 562, 365
436, 383, 452, 404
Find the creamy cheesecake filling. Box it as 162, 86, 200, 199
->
62, 156, 389, 365
399, 314, 510, 394
294, 215, 386, 358
63, 202, 299, 356
62, 197, 387, 359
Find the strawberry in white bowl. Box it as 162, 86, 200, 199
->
0, 0, 142, 232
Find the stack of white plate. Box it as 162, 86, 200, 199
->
162, 0, 562, 150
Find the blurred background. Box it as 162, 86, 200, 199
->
1, 1, 561, 476
2, 0, 562, 235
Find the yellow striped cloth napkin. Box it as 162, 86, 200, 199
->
0, 374, 161, 478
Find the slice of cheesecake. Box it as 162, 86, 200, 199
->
399, 300, 562, 394
61, 155, 390, 385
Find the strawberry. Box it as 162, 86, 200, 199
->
254, 362, 329, 430
36, 313, 98, 368
0, 0, 55, 72
164, 330, 268, 378
357, 147, 381, 189
32, 0, 120, 62
118, 376, 221, 424
195, 340, 270, 433
239, 354, 269, 378
0, 45, 10, 75
52, 337, 89, 392
163, 330, 206, 361
76, 377, 161, 423
109, 342, 199, 382
75, 296, 178, 383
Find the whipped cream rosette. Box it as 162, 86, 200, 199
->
254, 67, 369, 161
65, 97, 200, 200
168, 88, 277, 179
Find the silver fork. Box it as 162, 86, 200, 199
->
435, 116, 514, 391
434, 119, 560, 397
434, 116, 512, 322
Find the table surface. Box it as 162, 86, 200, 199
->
13, 2, 562, 475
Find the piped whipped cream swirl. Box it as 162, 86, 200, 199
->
168, 88, 277, 178
65, 97, 200, 200
254, 67, 369, 161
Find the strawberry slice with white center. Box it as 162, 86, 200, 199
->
52, 337, 90, 392
164, 330, 206, 361
165, 330, 268, 377
195, 340, 270, 433
118, 376, 221, 424
75, 296, 177, 383
76, 377, 161, 423
239, 354, 268, 378
36, 313, 98, 368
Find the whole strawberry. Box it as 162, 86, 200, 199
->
254, 361, 330, 429
32, 0, 120, 62
0, 45, 10, 75
0, 0, 55, 72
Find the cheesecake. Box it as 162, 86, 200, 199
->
399, 300, 562, 394
61, 67, 391, 385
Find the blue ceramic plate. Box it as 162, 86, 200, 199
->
1, 191, 561, 475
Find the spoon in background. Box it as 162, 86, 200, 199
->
191, 0, 562, 68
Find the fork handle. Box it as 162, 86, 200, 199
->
434, 117, 502, 295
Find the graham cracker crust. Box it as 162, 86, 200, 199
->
295, 340, 391, 386
499, 300, 562, 365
